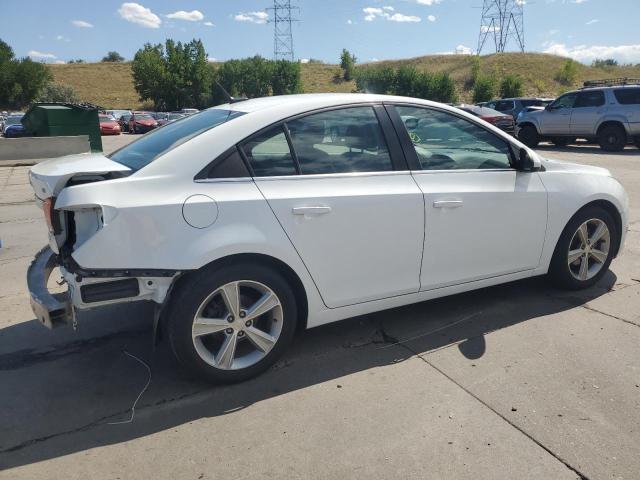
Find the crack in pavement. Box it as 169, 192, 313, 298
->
580, 304, 640, 328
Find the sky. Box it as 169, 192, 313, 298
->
0, 0, 639, 65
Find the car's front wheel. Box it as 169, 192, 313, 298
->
168, 263, 297, 383
518, 124, 539, 148
549, 206, 617, 290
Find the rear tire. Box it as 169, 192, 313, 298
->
598, 124, 626, 152
548, 206, 617, 290
168, 263, 298, 383
518, 125, 539, 148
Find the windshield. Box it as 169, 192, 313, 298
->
99, 116, 114, 123
134, 114, 154, 120
6, 116, 22, 125
109, 108, 245, 171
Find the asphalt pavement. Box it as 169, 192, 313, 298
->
0, 138, 638, 479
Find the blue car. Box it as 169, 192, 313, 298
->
3, 115, 27, 138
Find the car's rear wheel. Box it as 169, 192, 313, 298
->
548, 206, 617, 290
598, 124, 626, 152
168, 263, 297, 383
518, 125, 539, 148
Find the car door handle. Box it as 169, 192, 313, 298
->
433, 200, 463, 209
292, 206, 332, 216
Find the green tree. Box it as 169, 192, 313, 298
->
499, 75, 523, 98
272, 60, 301, 95
340, 49, 357, 81
555, 59, 579, 86
101, 51, 125, 62
354, 65, 395, 94
469, 55, 481, 85
37, 83, 80, 103
0, 39, 51, 109
473, 75, 496, 103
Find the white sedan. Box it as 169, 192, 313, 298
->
27, 94, 629, 382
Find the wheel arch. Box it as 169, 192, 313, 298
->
518, 121, 539, 133
157, 252, 310, 343
596, 119, 628, 138
571, 199, 623, 257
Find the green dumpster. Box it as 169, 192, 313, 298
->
22, 103, 103, 152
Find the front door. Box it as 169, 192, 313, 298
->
242, 105, 425, 308
539, 92, 577, 135
388, 104, 548, 290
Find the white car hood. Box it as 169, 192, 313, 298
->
29, 153, 131, 200
541, 157, 611, 177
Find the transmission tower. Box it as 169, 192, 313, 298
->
477, 0, 525, 55
267, 1, 299, 61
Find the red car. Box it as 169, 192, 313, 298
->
128, 112, 158, 134
99, 115, 121, 135
455, 104, 515, 135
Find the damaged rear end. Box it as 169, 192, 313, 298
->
27, 153, 176, 329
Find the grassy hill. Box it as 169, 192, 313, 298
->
49, 53, 640, 109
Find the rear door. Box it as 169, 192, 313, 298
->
243, 105, 425, 308
571, 90, 606, 136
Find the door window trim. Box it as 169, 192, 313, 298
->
237, 103, 410, 179
383, 102, 517, 172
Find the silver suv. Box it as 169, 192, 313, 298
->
516, 81, 640, 151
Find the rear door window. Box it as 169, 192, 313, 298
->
241, 127, 297, 177
614, 88, 640, 105
574, 91, 605, 108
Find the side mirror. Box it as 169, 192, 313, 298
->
518, 149, 535, 171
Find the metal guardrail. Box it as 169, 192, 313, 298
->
582, 78, 640, 88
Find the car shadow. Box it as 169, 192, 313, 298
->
0, 272, 617, 469
535, 143, 639, 156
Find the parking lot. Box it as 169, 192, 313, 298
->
0, 138, 639, 479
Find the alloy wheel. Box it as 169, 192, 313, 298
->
191, 280, 283, 370
567, 218, 610, 281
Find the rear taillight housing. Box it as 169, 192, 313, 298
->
43, 197, 61, 234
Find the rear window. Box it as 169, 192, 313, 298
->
110, 109, 245, 171
614, 88, 640, 105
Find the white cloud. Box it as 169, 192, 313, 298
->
27, 50, 57, 59
300, 58, 310, 64
543, 43, 640, 64
481, 25, 500, 33
54, 60, 66, 64
455, 44, 473, 54
71, 20, 93, 28
427, 15, 436, 22
416, 0, 441, 5
208, 57, 217, 62
389, 13, 421, 22
166, 10, 204, 22
585, 19, 599, 25
118, 3, 161, 28
347, 19, 353, 24
572, 0, 588, 3
203, 21, 215, 27
234, 11, 269, 24
364, 6, 421, 22
56, 35, 64, 40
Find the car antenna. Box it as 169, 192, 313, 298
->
215, 81, 248, 104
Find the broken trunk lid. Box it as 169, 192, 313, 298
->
29, 152, 132, 200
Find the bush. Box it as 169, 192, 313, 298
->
533, 79, 546, 94
499, 75, 523, 98
355, 65, 456, 103
472, 75, 496, 103
469, 55, 481, 85
37, 83, 79, 103
555, 59, 579, 86
340, 49, 357, 81
101, 51, 125, 62
592, 58, 618, 69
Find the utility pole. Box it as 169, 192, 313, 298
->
477, 0, 525, 54
267, 0, 299, 62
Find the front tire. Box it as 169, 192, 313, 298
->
598, 124, 626, 152
168, 263, 298, 383
518, 125, 539, 148
548, 206, 617, 290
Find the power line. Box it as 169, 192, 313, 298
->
267, 0, 299, 61
477, 0, 525, 54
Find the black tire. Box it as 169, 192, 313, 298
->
598, 124, 626, 152
518, 125, 539, 148
167, 262, 298, 383
548, 206, 618, 290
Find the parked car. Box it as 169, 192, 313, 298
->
118, 114, 132, 132
517, 81, 640, 150
99, 115, 121, 135
0, 115, 5, 134
105, 110, 132, 121
155, 112, 185, 126
27, 93, 628, 383
482, 98, 552, 120
129, 112, 158, 134
3, 115, 27, 138
454, 104, 515, 135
